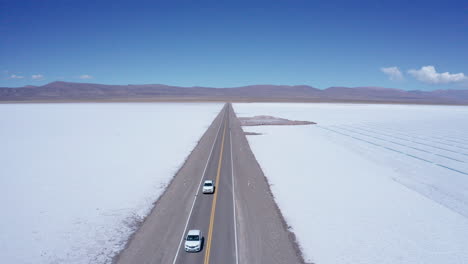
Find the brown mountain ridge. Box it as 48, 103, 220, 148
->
1, 81, 468, 104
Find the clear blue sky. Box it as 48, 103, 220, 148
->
1, 0, 467, 90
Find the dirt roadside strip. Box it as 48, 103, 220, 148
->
114, 103, 304, 263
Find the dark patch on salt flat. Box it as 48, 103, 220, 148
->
239, 115, 316, 126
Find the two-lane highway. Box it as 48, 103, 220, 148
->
115, 103, 303, 264
173, 105, 237, 264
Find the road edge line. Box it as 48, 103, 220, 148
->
230, 110, 239, 264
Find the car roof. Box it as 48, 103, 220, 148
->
204, 180, 213, 183
187, 229, 201, 236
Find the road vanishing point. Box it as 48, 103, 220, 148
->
115, 103, 303, 264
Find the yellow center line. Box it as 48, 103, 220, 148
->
204, 117, 227, 264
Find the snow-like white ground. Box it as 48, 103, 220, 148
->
0, 103, 222, 264
235, 103, 468, 264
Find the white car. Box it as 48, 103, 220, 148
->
202, 180, 214, 194
184, 229, 202, 252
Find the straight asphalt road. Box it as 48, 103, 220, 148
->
115, 103, 303, 264
173, 105, 237, 264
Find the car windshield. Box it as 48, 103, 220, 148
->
204, 182, 213, 186
187, 235, 200, 241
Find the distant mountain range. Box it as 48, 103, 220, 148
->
1, 81, 468, 104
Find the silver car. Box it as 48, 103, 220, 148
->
202, 180, 214, 194
184, 229, 202, 252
